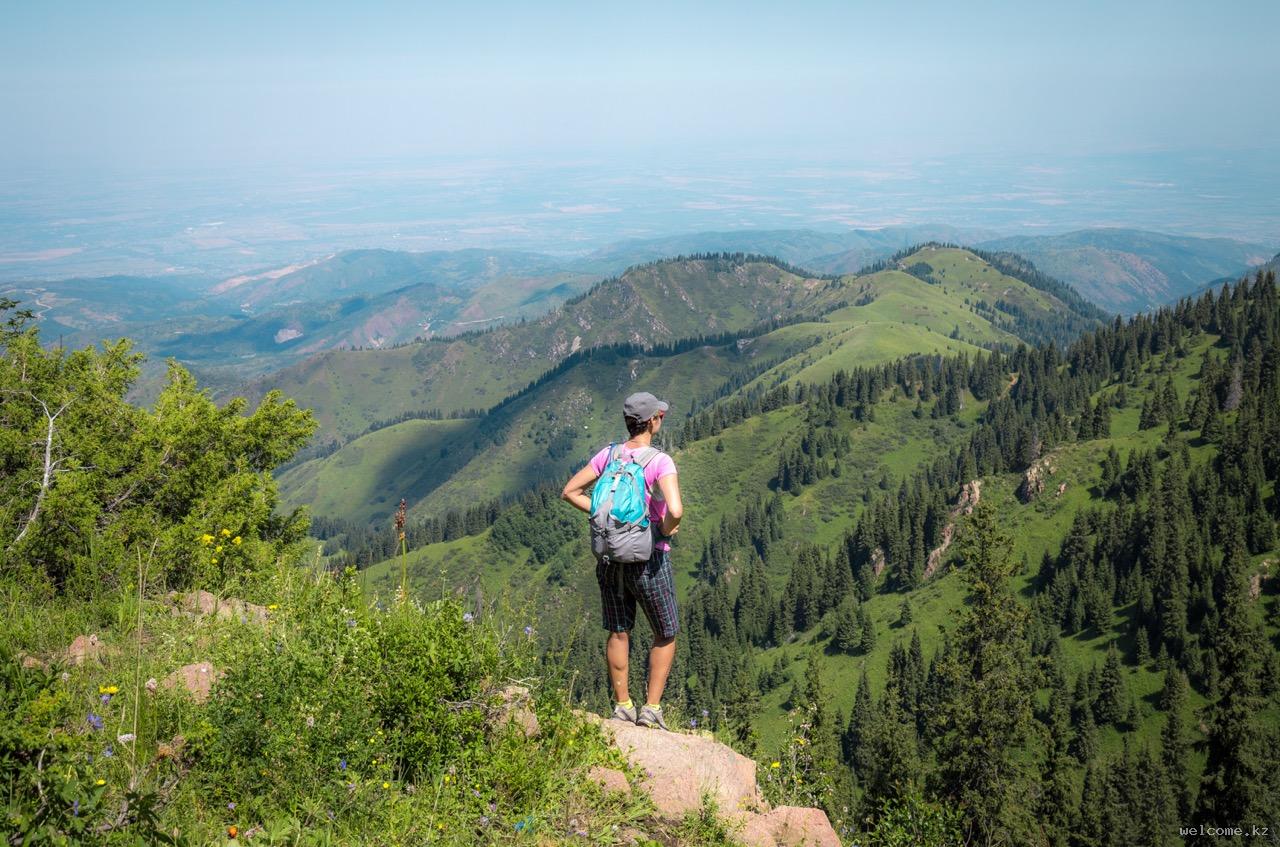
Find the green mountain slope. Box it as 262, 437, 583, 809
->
251, 255, 841, 442
283, 247, 1103, 526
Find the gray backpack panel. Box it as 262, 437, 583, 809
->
590, 444, 663, 564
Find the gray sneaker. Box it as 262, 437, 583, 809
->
611, 702, 637, 723
636, 704, 669, 730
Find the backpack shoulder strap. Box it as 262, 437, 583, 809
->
633, 446, 662, 469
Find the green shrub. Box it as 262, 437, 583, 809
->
0, 305, 315, 596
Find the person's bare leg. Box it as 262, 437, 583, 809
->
645, 636, 676, 705
606, 631, 631, 703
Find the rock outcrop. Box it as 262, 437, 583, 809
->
739, 806, 842, 847
166, 590, 269, 626
870, 546, 886, 578
62, 633, 115, 666
162, 661, 220, 703
923, 479, 982, 580
1018, 455, 1056, 503
584, 712, 841, 847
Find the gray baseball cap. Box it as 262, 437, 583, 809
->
623, 391, 669, 422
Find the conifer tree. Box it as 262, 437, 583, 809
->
831, 600, 860, 655
1073, 763, 1106, 847
897, 598, 913, 627
1159, 667, 1193, 819
724, 656, 761, 756
1095, 642, 1127, 726
843, 665, 875, 775
857, 604, 876, 654
931, 500, 1039, 844
1039, 674, 1078, 847
1195, 529, 1273, 828
1132, 744, 1179, 847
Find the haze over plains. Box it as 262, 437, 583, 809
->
1, 1, 1277, 277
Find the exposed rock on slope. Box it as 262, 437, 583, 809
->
584, 712, 842, 847
923, 479, 982, 580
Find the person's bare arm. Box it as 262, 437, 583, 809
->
561, 463, 600, 514
657, 472, 683, 536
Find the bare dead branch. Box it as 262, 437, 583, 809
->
8, 394, 71, 551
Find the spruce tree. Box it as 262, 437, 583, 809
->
857, 604, 876, 654
1073, 763, 1106, 847
724, 656, 761, 756
1132, 744, 1179, 847
1194, 530, 1272, 828
1159, 667, 1193, 819
931, 500, 1039, 844
832, 600, 860, 655
1134, 624, 1151, 666
1039, 676, 1078, 847
1095, 642, 1127, 726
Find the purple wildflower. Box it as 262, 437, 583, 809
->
524, 625, 533, 636
462, 611, 474, 624
690, 718, 698, 728
227, 802, 236, 811
87, 713, 103, 731
72, 799, 80, 817
339, 758, 347, 771
102, 745, 114, 758
100, 693, 111, 705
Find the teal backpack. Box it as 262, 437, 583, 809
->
589, 443, 662, 564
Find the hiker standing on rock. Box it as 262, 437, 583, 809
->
561, 391, 683, 730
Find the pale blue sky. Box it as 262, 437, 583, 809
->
2, 1, 1277, 170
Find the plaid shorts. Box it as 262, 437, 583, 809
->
596, 546, 680, 639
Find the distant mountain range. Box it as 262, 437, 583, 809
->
3, 225, 1272, 400
976, 228, 1274, 314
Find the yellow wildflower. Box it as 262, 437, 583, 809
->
200, 534, 214, 545
437, 823, 445, 831
95, 778, 106, 785
267, 603, 279, 611
211, 558, 218, 564
215, 545, 223, 553
770, 761, 781, 769
382, 781, 391, 790
221, 528, 231, 537
233, 536, 242, 545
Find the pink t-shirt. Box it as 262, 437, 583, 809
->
589, 443, 678, 551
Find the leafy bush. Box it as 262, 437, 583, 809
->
0, 302, 315, 596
